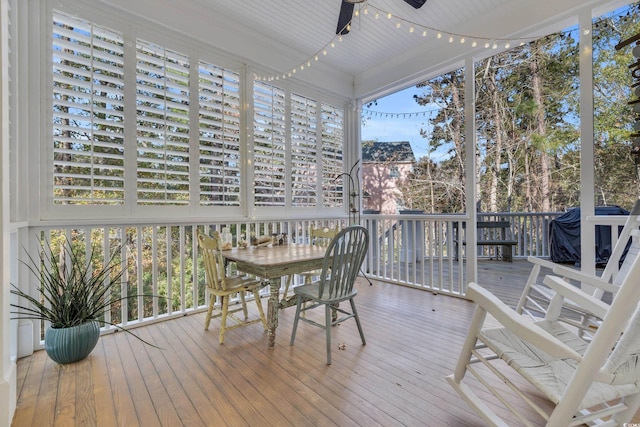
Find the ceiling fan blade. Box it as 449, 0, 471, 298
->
403, 0, 427, 8
336, 1, 355, 35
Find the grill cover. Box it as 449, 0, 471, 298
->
549, 206, 630, 265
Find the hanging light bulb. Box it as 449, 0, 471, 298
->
422, 30, 427, 37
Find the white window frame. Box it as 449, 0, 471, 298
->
37, 1, 350, 222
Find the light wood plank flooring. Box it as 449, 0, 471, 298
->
11, 261, 640, 426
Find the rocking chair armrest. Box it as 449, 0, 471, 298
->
527, 257, 618, 294
542, 275, 610, 319
467, 282, 583, 361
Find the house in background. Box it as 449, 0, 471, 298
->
362, 141, 416, 214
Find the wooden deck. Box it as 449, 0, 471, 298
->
11, 260, 640, 426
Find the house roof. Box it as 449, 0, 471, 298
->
99, 0, 629, 101
362, 141, 416, 163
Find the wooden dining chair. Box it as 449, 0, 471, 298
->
197, 231, 267, 344
289, 225, 369, 364
281, 224, 341, 304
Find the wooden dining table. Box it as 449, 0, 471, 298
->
223, 244, 327, 347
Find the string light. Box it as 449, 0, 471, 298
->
362, 108, 437, 119
254, 1, 538, 81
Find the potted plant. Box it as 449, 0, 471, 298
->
10, 235, 158, 364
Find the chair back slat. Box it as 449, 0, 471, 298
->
310, 225, 340, 247
601, 232, 640, 384
318, 226, 369, 299
197, 231, 226, 291
607, 199, 640, 286
582, 230, 640, 385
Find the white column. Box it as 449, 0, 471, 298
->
465, 57, 477, 286
346, 99, 362, 223
579, 11, 596, 282
0, 0, 17, 424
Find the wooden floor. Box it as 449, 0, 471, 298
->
11, 260, 640, 426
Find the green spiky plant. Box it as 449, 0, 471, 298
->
10, 236, 160, 347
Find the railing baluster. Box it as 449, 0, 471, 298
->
17, 211, 579, 349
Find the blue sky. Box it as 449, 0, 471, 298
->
361, 86, 434, 160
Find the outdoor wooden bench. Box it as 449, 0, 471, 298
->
454, 220, 517, 262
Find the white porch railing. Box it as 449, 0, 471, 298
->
14, 210, 628, 354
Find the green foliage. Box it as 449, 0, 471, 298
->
404, 4, 640, 213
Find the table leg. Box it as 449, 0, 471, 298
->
267, 278, 280, 347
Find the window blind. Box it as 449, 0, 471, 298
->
321, 103, 344, 207
253, 80, 286, 207
290, 92, 317, 207
136, 40, 190, 205
198, 62, 242, 206
52, 12, 125, 205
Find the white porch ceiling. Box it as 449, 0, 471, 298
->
102, 0, 630, 100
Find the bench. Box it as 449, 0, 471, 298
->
454, 220, 517, 262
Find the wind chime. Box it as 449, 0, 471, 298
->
616, 32, 640, 178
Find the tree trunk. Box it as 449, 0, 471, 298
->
531, 51, 551, 212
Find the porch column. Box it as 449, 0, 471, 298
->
0, 0, 17, 424
347, 99, 362, 224
579, 11, 596, 283
464, 56, 478, 286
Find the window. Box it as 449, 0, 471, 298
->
253, 80, 286, 207
198, 63, 242, 206
253, 81, 345, 209
390, 166, 399, 178
50, 10, 345, 216
135, 40, 190, 205
52, 13, 125, 205
321, 103, 344, 207
291, 92, 317, 207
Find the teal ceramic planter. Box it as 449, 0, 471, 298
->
44, 321, 100, 364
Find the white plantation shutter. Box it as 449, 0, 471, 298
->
291, 92, 318, 207
49, 11, 347, 216
52, 12, 125, 205
252, 81, 345, 211
253, 81, 286, 207
136, 40, 190, 205
321, 103, 344, 207
198, 62, 242, 206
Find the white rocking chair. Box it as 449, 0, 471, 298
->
447, 230, 640, 426
516, 200, 640, 336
